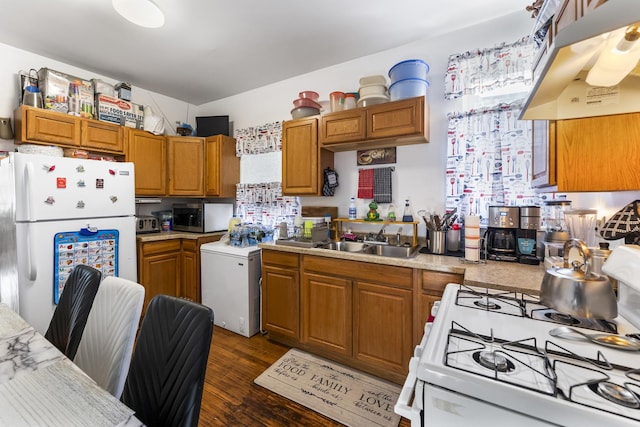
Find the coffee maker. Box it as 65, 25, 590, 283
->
517, 206, 541, 265
485, 206, 519, 262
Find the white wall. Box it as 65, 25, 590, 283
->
0, 41, 198, 155
1, 11, 638, 234
195, 11, 640, 236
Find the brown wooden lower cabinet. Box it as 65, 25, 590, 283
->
261, 251, 300, 340
262, 249, 422, 384
137, 235, 221, 315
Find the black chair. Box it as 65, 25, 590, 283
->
44, 264, 102, 360
121, 295, 214, 427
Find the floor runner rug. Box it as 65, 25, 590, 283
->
255, 348, 401, 427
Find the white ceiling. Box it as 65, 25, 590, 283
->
0, 1, 533, 105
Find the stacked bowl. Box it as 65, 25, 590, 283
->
357, 75, 389, 108
291, 91, 322, 119
388, 59, 430, 101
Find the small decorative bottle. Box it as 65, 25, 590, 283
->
387, 202, 396, 221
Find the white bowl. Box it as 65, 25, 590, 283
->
358, 84, 388, 98
359, 75, 387, 87
356, 94, 389, 108
291, 106, 320, 119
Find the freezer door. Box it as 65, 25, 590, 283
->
16, 216, 137, 334
12, 152, 135, 222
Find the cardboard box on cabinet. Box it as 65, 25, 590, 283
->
95, 94, 144, 129
37, 68, 95, 118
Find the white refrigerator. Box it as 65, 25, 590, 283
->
0, 152, 137, 334
200, 242, 261, 337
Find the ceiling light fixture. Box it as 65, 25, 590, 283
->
112, 0, 165, 29
586, 24, 640, 87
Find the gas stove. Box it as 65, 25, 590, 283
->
415, 284, 640, 426
396, 246, 640, 427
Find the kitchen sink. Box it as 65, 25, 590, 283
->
320, 241, 371, 252
319, 241, 419, 258
370, 244, 420, 258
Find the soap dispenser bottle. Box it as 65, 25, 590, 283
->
402, 199, 413, 222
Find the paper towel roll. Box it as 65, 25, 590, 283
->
465, 215, 481, 261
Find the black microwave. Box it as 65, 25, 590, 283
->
172, 203, 234, 233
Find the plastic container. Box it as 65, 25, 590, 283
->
359, 75, 387, 87
389, 78, 429, 101
291, 106, 320, 119
388, 59, 430, 83
298, 91, 319, 101
358, 84, 388, 98
357, 94, 389, 108
293, 97, 322, 109
343, 93, 357, 110
330, 91, 345, 112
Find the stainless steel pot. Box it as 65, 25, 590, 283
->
540, 238, 617, 319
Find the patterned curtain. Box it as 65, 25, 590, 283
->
445, 102, 541, 226
444, 37, 536, 100
444, 37, 540, 226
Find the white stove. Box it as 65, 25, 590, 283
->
395, 245, 640, 427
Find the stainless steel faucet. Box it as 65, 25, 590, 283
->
396, 227, 403, 246
376, 225, 386, 242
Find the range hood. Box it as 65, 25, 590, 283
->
520, 0, 640, 120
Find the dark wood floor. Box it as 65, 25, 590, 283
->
199, 326, 411, 427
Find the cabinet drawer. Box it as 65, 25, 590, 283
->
140, 239, 181, 255
25, 108, 80, 145
262, 250, 299, 268
367, 97, 424, 139
319, 110, 366, 144
421, 270, 463, 294
81, 120, 124, 152
304, 255, 412, 288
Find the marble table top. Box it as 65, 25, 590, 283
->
0, 303, 142, 426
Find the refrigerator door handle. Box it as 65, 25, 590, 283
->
24, 161, 34, 222
24, 224, 38, 280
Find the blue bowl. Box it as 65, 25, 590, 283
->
389, 59, 429, 83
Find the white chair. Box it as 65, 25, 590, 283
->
74, 276, 145, 399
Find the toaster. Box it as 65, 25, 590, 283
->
136, 215, 160, 234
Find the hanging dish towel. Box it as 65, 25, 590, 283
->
601, 200, 640, 240
358, 168, 374, 199
374, 167, 393, 203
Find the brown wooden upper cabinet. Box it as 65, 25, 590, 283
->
318, 96, 429, 151
13, 105, 123, 154
167, 136, 205, 196
204, 134, 240, 198
532, 113, 640, 192
126, 128, 167, 196
282, 117, 334, 196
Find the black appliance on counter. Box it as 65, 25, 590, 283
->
485, 205, 542, 264
485, 206, 519, 262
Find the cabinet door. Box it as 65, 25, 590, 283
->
353, 281, 412, 374
554, 0, 581, 35
181, 239, 199, 302
301, 272, 352, 356
205, 135, 240, 198
531, 120, 556, 188
282, 118, 319, 195
262, 265, 299, 339
24, 107, 80, 145
319, 110, 366, 145
81, 120, 124, 153
367, 96, 425, 140
167, 136, 205, 196
556, 113, 640, 191
126, 129, 167, 196
138, 240, 181, 315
